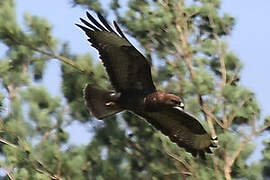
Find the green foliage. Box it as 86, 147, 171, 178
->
0, 0, 268, 179
60, 46, 109, 122
71, 0, 103, 13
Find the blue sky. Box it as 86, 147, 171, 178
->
222, 0, 270, 118
13, 0, 270, 116
15, 0, 270, 116
1, 0, 269, 157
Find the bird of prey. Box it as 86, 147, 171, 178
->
76, 12, 218, 159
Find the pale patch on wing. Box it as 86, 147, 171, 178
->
173, 106, 184, 111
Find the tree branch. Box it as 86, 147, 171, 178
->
0, 137, 18, 148
161, 137, 193, 177
5, 29, 93, 76
223, 120, 270, 180
256, 122, 270, 134
2, 167, 15, 180
0, 137, 63, 180
173, 10, 217, 139
224, 136, 251, 180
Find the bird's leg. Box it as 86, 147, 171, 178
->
105, 92, 121, 106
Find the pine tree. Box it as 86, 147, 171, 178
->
0, 0, 269, 179
261, 116, 270, 179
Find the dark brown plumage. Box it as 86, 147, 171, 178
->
77, 12, 218, 159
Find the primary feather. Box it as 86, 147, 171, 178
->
77, 12, 217, 159
76, 13, 156, 95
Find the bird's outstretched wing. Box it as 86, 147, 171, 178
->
76, 12, 156, 95
141, 107, 217, 159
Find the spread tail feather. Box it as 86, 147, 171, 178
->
83, 84, 123, 119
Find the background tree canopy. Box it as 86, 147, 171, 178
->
0, 0, 270, 179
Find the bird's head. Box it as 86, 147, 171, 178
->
144, 90, 185, 111
164, 94, 185, 110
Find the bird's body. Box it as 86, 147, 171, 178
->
77, 12, 217, 159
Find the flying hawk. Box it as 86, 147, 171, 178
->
76, 12, 217, 159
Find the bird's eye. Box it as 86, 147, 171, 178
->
171, 99, 184, 109
171, 99, 180, 105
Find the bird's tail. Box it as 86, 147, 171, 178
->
83, 84, 124, 119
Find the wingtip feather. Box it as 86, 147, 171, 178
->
75, 23, 90, 32
113, 21, 128, 40
86, 11, 107, 31
97, 12, 116, 33
79, 18, 99, 31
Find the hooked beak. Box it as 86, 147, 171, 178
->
173, 102, 185, 111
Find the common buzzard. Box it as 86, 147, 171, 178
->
76, 12, 217, 159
